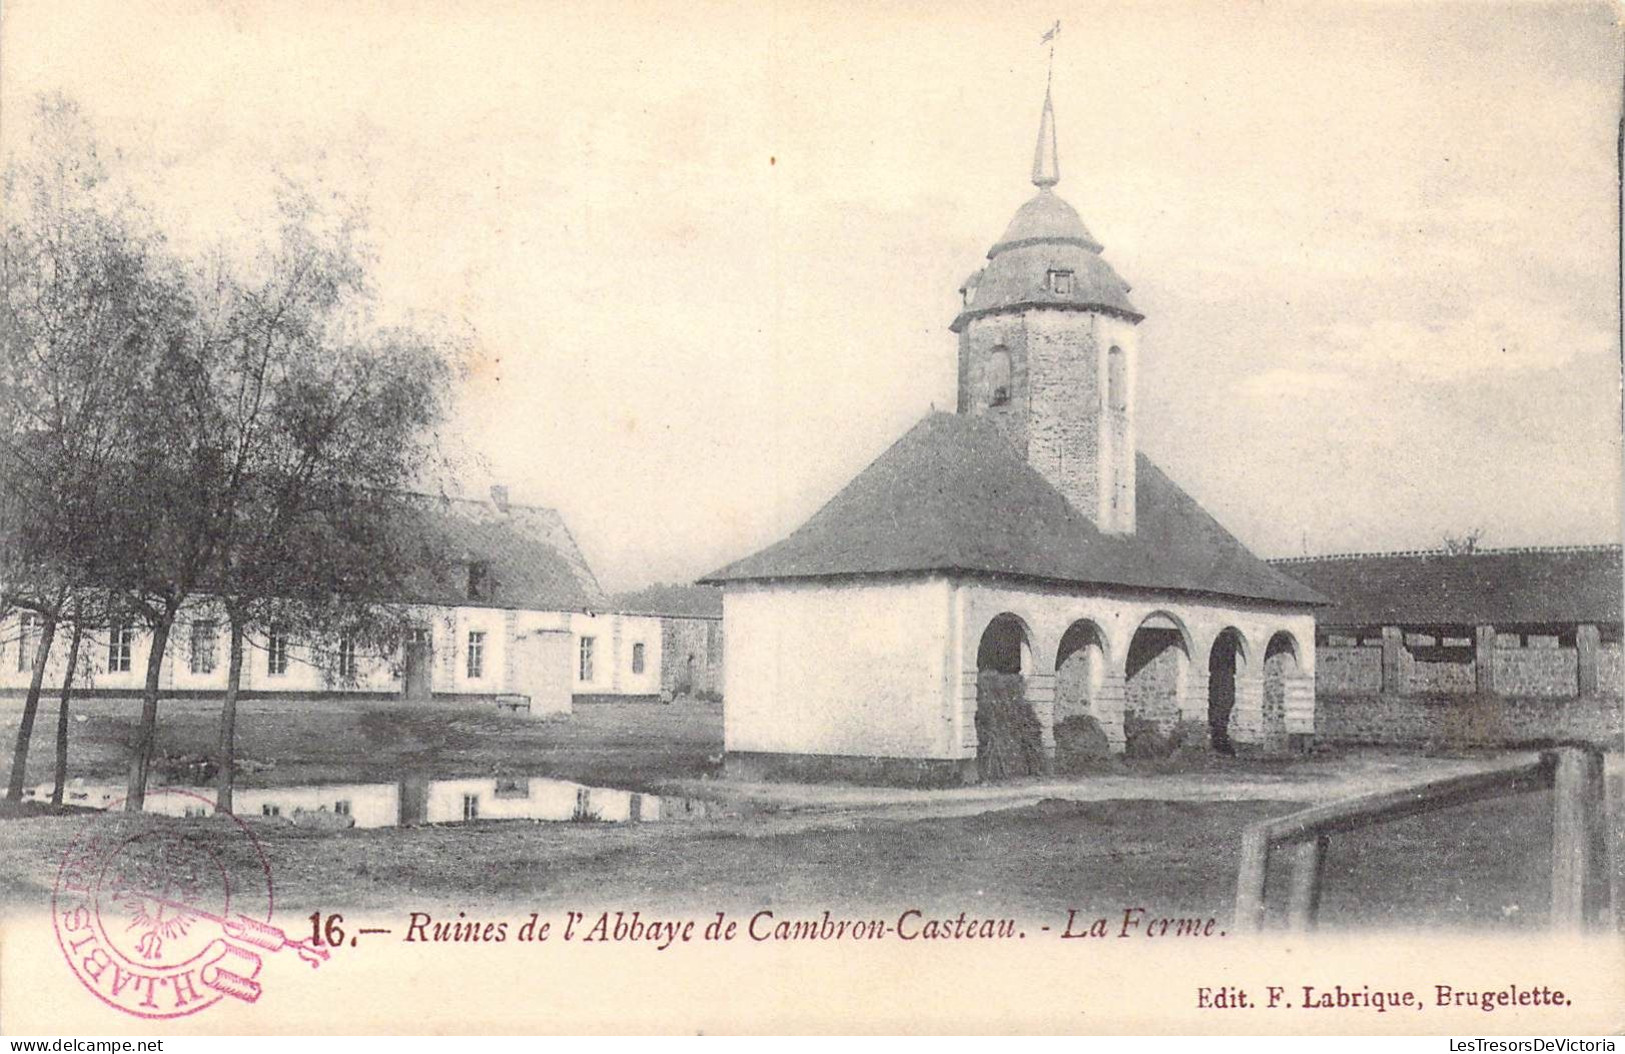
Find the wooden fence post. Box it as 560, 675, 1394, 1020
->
1286, 836, 1328, 932
1234, 827, 1270, 934
1550, 746, 1609, 931
1576, 624, 1600, 698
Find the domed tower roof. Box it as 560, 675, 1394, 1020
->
988, 189, 1102, 257
952, 88, 1139, 331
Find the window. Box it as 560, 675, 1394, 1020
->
16, 613, 37, 672
467, 630, 485, 679
466, 561, 489, 601
579, 636, 596, 682
631, 642, 645, 675
1108, 346, 1128, 413
1048, 269, 1074, 295
267, 627, 289, 676
108, 625, 132, 673
989, 346, 1012, 408
337, 634, 357, 679
189, 620, 217, 675
462, 794, 480, 821
262, 803, 280, 818
334, 799, 351, 816
494, 777, 529, 800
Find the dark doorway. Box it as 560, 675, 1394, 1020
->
974, 614, 1043, 781
402, 629, 433, 702
1208, 629, 1244, 754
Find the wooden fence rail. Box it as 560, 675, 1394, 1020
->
1233, 745, 1615, 933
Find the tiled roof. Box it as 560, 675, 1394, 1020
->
399, 496, 606, 612
610, 582, 724, 619
1269, 547, 1623, 627
701, 412, 1325, 607
952, 189, 1140, 331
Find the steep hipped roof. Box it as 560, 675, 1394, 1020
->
701, 413, 1324, 607
400, 495, 607, 612
611, 582, 724, 619
1270, 548, 1623, 627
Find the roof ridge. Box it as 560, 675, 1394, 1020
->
1269, 543, 1624, 565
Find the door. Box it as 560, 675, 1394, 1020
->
402, 628, 434, 702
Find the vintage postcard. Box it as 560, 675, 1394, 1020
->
0, 0, 1621, 1038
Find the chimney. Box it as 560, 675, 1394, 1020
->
490, 485, 510, 513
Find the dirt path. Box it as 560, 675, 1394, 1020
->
662, 751, 1541, 829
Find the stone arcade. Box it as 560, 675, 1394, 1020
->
702, 89, 1326, 785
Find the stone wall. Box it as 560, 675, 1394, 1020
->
1317, 645, 1382, 693
1316, 692, 1622, 748
660, 617, 723, 699
1316, 641, 1622, 699
1125, 629, 1182, 730
1492, 646, 1577, 697
958, 308, 1137, 531
1405, 648, 1476, 694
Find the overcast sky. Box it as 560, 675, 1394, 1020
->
4, 1, 1620, 592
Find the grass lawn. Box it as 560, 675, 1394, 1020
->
0, 695, 725, 793
0, 786, 1590, 933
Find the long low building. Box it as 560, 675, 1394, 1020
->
0, 488, 686, 714
1270, 545, 1622, 746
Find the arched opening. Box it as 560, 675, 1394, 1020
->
975, 613, 1042, 780
988, 346, 1012, 408
1262, 631, 1300, 751
1207, 628, 1247, 755
1125, 613, 1190, 756
1054, 620, 1110, 770
1108, 346, 1127, 413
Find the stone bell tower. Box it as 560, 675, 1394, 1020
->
950, 88, 1143, 533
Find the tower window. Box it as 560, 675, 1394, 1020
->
989, 346, 1012, 408
1048, 270, 1074, 295
1108, 346, 1128, 412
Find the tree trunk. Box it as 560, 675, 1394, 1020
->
6, 613, 58, 801
125, 613, 173, 812
216, 618, 245, 815
51, 619, 84, 806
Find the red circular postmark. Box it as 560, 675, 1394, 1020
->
51, 787, 321, 1020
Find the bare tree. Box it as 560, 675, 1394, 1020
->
194, 189, 457, 812
1441, 529, 1485, 555
0, 95, 164, 802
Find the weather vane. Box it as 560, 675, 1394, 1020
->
1041, 19, 1061, 89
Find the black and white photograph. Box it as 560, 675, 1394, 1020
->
0, 0, 1620, 1037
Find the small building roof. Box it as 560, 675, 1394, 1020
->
1269, 547, 1624, 628
610, 582, 724, 619
700, 412, 1325, 607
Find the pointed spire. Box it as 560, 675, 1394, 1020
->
1031, 88, 1059, 189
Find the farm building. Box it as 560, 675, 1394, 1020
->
0, 486, 676, 715
702, 90, 1326, 785
1271, 546, 1623, 747
608, 583, 725, 702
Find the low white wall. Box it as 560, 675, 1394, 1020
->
723, 578, 957, 759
